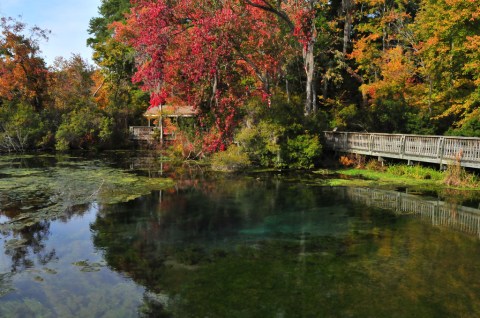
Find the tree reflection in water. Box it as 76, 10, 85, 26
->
90, 179, 480, 317
6, 221, 55, 273
3, 153, 480, 316
3, 204, 90, 274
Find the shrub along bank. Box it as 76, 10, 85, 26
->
323, 159, 480, 190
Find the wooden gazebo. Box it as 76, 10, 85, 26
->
130, 105, 197, 143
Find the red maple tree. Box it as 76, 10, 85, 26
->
113, 0, 291, 151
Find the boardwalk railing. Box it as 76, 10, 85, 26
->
129, 126, 178, 142
129, 126, 156, 141
344, 187, 480, 237
324, 131, 480, 169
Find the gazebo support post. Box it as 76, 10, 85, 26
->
159, 104, 164, 145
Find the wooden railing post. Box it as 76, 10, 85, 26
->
369, 134, 373, 154
438, 137, 445, 169
400, 135, 406, 159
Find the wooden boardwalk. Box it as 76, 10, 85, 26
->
324, 131, 480, 169
129, 126, 175, 142
344, 187, 480, 237
129, 126, 156, 142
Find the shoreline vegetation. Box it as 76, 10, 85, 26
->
2, 4, 480, 201
209, 148, 480, 191
2, 1, 480, 165
2, 149, 479, 193
326, 154, 480, 190
320, 166, 479, 191
1, 150, 479, 238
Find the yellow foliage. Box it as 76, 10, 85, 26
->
92, 71, 109, 109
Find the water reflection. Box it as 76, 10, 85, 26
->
345, 187, 480, 237
89, 179, 480, 317
3, 153, 480, 317
1, 204, 90, 275
1, 203, 145, 317
5, 221, 56, 273
90, 179, 359, 316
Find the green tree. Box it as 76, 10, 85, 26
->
87, 0, 149, 135
47, 55, 115, 150
0, 17, 51, 151
55, 107, 113, 151
0, 102, 46, 152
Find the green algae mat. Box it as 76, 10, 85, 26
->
0, 154, 174, 233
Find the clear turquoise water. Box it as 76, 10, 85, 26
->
2, 154, 480, 317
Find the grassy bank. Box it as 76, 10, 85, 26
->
316, 163, 480, 191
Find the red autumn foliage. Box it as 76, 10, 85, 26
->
113, 0, 295, 151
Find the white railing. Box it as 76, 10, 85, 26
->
324, 131, 480, 169
129, 126, 156, 141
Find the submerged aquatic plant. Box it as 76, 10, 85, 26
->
0, 154, 174, 233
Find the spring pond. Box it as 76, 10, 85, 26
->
2, 152, 480, 317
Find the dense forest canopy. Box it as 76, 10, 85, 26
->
1, 1, 479, 166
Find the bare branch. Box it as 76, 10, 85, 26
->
242, 0, 294, 31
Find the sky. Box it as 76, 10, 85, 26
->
0, 0, 101, 66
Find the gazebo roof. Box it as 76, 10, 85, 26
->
144, 105, 197, 118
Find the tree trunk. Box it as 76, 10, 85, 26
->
342, 0, 353, 55
382, 2, 387, 52
428, 76, 433, 116
322, 74, 328, 100
286, 78, 290, 103
312, 73, 318, 114
242, 0, 318, 115
303, 29, 316, 116
210, 73, 219, 109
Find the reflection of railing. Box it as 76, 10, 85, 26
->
345, 187, 480, 237
324, 131, 480, 169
